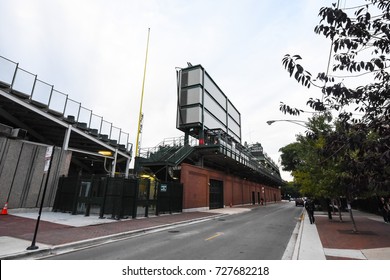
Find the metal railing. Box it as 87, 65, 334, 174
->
139, 136, 197, 160
217, 137, 281, 179
0, 55, 132, 153
139, 131, 281, 181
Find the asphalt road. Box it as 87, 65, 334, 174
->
47, 202, 303, 260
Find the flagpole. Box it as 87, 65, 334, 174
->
135, 28, 151, 157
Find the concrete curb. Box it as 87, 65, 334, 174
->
291, 211, 305, 260
281, 217, 301, 260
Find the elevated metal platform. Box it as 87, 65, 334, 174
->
137, 131, 285, 186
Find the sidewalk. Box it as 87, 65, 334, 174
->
314, 210, 390, 260
293, 209, 390, 260
1, 205, 389, 260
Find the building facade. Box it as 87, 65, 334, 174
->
137, 64, 284, 211
180, 163, 280, 211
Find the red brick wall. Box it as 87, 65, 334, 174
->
180, 163, 281, 210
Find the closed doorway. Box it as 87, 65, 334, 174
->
209, 179, 223, 209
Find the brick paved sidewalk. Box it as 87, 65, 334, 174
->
315, 213, 390, 260
0, 212, 218, 246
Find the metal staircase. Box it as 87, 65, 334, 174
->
165, 144, 194, 166
139, 136, 196, 166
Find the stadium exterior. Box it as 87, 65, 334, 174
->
136, 64, 284, 211
0, 56, 283, 217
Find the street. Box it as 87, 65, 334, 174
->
46, 202, 303, 260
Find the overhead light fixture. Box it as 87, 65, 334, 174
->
98, 150, 112, 156
140, 174, 157, 180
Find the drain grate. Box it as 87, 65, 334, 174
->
168, 230, 180, 233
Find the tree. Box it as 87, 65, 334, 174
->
279, 142, 303, 172
279, 114, 340, 199
280, 181, 300, 200
280, 1, 390, 230
280, 0, 390, 231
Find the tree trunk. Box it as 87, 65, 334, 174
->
337, 198, 343, 222
347, 202, 358, 233
346, 186, 358, 232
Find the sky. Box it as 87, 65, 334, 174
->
0, 0, 345, 181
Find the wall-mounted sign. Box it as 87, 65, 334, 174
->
160, 184, 168, 192
44, 146, 54, 172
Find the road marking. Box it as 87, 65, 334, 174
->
205, 232, 223, 241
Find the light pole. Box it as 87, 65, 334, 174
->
266, 119, 308, 128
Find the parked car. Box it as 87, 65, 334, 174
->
295, 198, 305, 207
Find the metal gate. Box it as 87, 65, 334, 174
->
157, 182, 183, 214
53, 175, 183, 219
53, 175, 137, 219
209, 179, 223, 209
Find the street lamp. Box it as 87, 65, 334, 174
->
266, 119, 308, 128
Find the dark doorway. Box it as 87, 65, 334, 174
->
252, 191, 255, 205
209, 179, 223, 209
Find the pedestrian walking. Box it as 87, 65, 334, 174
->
326, 198, 332, 220
386, 198, 390, 223
305, 198, 315, 224
378, 197, 389, 223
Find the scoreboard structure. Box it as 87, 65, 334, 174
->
176, 64, 241, 144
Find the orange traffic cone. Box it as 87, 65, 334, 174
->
1, 202, 8, 215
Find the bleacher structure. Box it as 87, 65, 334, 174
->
0, 55, 133, 211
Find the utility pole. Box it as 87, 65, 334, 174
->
27, 146, 55, 250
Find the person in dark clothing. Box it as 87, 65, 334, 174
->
387, 198, 390, 223
305, 199, 315, 224
379, 197, 389, 223
326, 198, 332, 220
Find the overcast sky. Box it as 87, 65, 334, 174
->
0, 0, 345, 180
